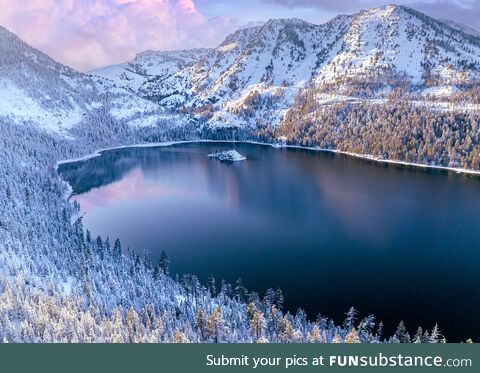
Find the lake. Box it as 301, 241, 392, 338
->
58, 142, 480, 341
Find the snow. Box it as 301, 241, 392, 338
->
421, 86, 460, 98
314, 5, 480, 84
88, 5, 480, 129
217, 42, 238, 53
61, 277, 74, 296
91, 63, 146, 91
208, 149, 246, 162
1, 4, 479, 136
89, 49, 210, 98
0, 79, 83, 133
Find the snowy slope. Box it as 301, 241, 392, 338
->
316, 5, 480, 84
94, 5, 480, 128
153, 16, 353, 127
2, 4, 480, 132
0, 26, 167, 134
90, 49, 210, 101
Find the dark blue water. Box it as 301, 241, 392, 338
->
59, 142, 480, 341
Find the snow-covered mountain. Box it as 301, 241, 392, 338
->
0, 26, 167, 134
91, 49, 210, 101
112, 16, 352, 125
2, 4, 480, 132
93, 5, 480, 128
316, 5, 480, 84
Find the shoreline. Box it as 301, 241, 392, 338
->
56, 139, 480, 176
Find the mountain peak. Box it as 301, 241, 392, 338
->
263, 18, 311, 27
86, 2, 480, 124
355, 3, 405, 19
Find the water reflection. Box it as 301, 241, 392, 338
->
59, 142, 480, 341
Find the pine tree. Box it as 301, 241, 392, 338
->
235, 278, 247, 303
207, 306, 224, 343
125, 308, 140, 343
394, 321, 411, 343
173, 330, 189, 343
357, 315, 375, 342
114, 238, 122, 257
429, 324, 445, 343
140, 304, 154, 329
195, 309, 207, 342
274, 288, 284, 310
332, 334, 342, 343
422, 330, 430, 343
263, 288, 276, 309
345, 328, 361, 343
413, 327, 423, 343
207, 275, 216, 297
159, 250, 170, 275
154, 250, 170, 278
246, 302, 257, 319
250, 311, 266, 342
308, 324, 322, 343
343, 307, 358, 330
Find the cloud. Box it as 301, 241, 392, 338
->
264, 0, 480, 31
264, 0, 367, 12
0, 0, 243, 71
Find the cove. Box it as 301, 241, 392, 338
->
58, 142, 480, 341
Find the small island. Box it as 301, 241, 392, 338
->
208, 149, 246, 162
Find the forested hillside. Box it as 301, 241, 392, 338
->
268, 88, 480, 170
0, 118, 448, 343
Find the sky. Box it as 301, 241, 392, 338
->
0, 0, 478, 72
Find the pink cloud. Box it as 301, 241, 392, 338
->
0, 0, 242, 71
